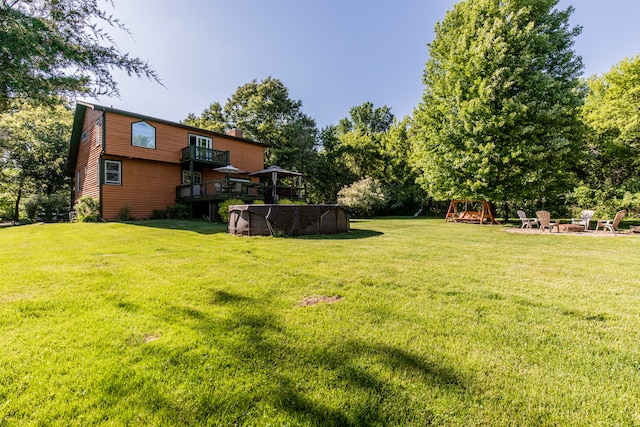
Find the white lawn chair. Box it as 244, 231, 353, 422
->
571, 209, 594, 231
517, 210, 538, 229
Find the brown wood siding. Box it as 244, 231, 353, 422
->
77, 108, 265, 219
104, 112, 182, 163
215, 139, 265, 174
103, 112, 265, 170
102, 158, 179, 220
73, 109, 103, 202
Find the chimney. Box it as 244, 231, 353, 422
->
226, 128, 243, 138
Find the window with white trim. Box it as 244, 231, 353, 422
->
104, 160, 122, 185
182, 170, 202, 184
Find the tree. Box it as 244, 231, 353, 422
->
380, 117, 427, 212
581, 55, 640, 189
0, 99, 73, 222
305, 125, 357, 203
184, 76, 318, 173
0, 0, 160, 111
412, 0, 585, 218
334, 102, 394, 182
183, 102, 226, 134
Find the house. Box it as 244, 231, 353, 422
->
64, 102, 266, 220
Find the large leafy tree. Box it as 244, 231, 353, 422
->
0, 99, 73, 222
0, 0, 160, 111
581, 55, 640, 189
334, 102, 394, 181
412, 0, 584, 216
184, 77, 317, 172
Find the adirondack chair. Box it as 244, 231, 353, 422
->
571, 209, 595, 231
517, 210, 538, 229
595, 210, 627, 233
536, 210, 559, 233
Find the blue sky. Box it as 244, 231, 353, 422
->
95, 0, 640, 130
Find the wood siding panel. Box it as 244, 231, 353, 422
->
71, 106, 265, 219
73, 109, 103, 202
102, 158, 179, 220
103, 112, 265, 170
104, 112, 182, 163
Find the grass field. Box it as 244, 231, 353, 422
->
1, 218, 640, 426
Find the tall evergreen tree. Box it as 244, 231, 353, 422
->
412, 0, 584, 217
0, 0, 160, 111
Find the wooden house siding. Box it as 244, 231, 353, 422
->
74, 108, 103, 200
104, 113, 182, 163
67, 102, 266, 220
101, 157, 178, 220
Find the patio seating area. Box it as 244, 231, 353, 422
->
507, 209, 634, 236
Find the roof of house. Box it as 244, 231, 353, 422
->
64, 102, 266, 175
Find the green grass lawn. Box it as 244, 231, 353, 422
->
1, 218, 640, 426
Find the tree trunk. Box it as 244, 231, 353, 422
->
502, 201, 509, 224
13, 187, 22, 224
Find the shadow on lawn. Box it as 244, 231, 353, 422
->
124, 219, 383, 239
103, 290, 466, 425
123, 219, 227, 235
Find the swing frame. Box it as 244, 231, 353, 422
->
444, 200, 498, 225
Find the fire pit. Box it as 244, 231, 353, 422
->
558, 223, 585, 233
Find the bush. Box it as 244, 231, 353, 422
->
567, 185, 640, 219
218, 198, 244, 223
152, 204, 190, 220
24, 193, 70, 222
74, 196, 100, 222
0, 193, 15, 221
337, 177, 387, 217
119, 204, 133, 221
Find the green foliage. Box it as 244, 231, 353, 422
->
581, 55, 640, 189
337, 177, 387, 217
0, 192, 14, 221
252, 199, 265, 204
184, 76, 317, 173
2, 219, 640, 425
0, 99, 73, 221
218, 198, 244, 223
152, 204, 191, 220
24, 193, 69, 221
73, 195, 100, 222
118, 204, 133, 221
412, 0, 584, 209
0, 0, 160, 111
567, 185, 640, 218
277, 198, 306, 205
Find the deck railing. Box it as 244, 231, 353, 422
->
176, 179, 263, 201
181, 146, 229, 164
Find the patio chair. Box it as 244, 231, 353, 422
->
517, 210, 538, 229
536, 210, 559, 233
571, 209, 595, 231
595, 210, 627, 233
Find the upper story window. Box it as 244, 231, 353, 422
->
132, 121, 156, 149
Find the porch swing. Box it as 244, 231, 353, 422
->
444, 200, 498, 225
